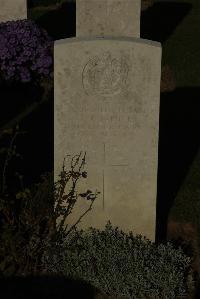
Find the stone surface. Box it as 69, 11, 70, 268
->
76, 0, 141, 38
54, 36, 161, 241
0, 0, 27, 23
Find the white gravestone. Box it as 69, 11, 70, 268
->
76, 0, 141, 38
0, 0, 27, 23
54, 36, 162, 241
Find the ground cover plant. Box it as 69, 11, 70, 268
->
42, 221, 194, 299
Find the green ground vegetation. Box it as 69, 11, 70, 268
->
159, 0, 200, 87
170, 148, 200, 246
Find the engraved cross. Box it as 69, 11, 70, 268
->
102, 142, 128, 210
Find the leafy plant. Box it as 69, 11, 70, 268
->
42, 221, 193, 299
0, 19, 53, 84
0, 130, 100, 277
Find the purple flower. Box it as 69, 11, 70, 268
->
21, 75, 31, 82
24, 50, 31, 56
30, 64, 37, 70
7, 70, 14, 77
9, 48, 17, 56
43, 56, 52, 67
42, 69, 50, 75
9, 37, 16, 44
0, 19, 53, 83
24, 31, 30, 38
1, 54, 8, 60
15, 58, 23, 65
21, 38, 28, 44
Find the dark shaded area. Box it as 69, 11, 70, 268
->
196, 282, 200, 299
0, 87, 53, 195
0, 82, 43, 127
156, 87, 200, 243
141, 2, 192, 42
28, 1, 192, 43
27, 0, 59, 8
31, 1, 76, 40
0, 275, 98, 299
14, 92, 53, 189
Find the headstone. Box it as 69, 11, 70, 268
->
54, 36, 162, 241
0, 0, 27, 23
76, 0, 141, 38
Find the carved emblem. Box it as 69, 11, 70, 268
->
82, 51, 129, 96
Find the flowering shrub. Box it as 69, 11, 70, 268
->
0, 19, 53, 83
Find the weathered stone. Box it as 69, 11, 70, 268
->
54, 36, 161, 241
76, 0, 141, 38
0, 0, 27, 23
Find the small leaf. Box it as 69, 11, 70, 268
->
86, 190, 92, 194
79, 192, 88, 198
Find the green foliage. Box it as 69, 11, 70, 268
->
43, 222, 192, 299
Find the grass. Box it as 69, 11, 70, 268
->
159, 0, 200, 87
170, 148, 200, 247
156, 0, 200, 279
157, 0, 200, 231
